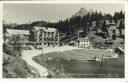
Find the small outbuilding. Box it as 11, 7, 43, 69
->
77, 37, 92, 47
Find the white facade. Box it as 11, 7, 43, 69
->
5, 29, 30, 43
78, 37, 92, 47
108, 24, 119, 38
33, 27, 59, 46
5, 29, 30, 50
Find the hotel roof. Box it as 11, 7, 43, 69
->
6, 29, 30, 35
34, 27, 57, 32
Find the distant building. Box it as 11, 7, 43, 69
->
5, 29, 30, 43
115, 47, 124, 55
116, 19, 125, 36
78, 37, 92, 47
107, 20, 119, 38
92, 21, 96, 28
106, 19, 125, 37
32, 27, 59, 46
100, 19, 119, 38
5, 29, 30, 50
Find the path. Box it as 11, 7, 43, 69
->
22, 46, 79, 77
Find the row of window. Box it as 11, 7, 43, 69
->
80, 40, 89, 42
39, 38, 59, 41
80, 43, 91, 46
39, 34, 59, 38
43, 42, 58, 46
40, 31, 55, 34
35, 32, 59, 37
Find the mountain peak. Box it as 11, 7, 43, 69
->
79, 7, 87, 12
74, 7, 88, 17
89, 8, 94, 14
74, 7, 94, 17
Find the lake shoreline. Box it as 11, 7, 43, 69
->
32, 48, 124, 78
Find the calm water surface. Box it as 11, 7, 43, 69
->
45, 55, 124, 78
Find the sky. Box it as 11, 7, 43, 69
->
3, 3, 124, 24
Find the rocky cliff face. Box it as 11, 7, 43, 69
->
74, 7, 94, 17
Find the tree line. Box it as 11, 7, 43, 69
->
3, 11, 124, 37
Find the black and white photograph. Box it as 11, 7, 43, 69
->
1, 2, 125, 79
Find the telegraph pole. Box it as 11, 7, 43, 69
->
42, 40, 44, 61
98, 54, 104, 78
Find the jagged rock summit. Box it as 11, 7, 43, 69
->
74, 7, 94, 17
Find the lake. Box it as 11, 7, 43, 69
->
44, 55, 124, 78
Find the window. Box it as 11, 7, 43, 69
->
40, 38, 42, 41
44, 38, 46, 41
44, 42, 46, 45
45, 38, 48, 41
55, 38, 58, 41
47, 38, 49, 41
40, 30, 42, 33
48, 32, 50, 37
52, 34, 54, 37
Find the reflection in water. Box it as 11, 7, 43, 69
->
45, 55, 124, 78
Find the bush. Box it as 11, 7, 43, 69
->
3, 43, 22, 57
93, 41, 103, 49
3, 56, 40, 78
